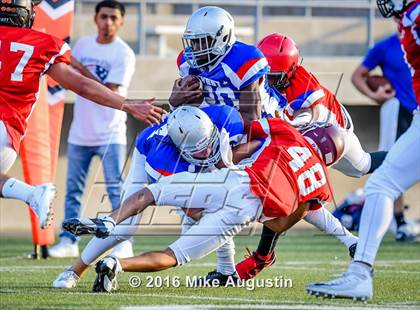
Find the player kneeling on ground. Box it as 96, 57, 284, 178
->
63, 107, 350, 293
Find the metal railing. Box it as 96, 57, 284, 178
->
75, 0, 379, 55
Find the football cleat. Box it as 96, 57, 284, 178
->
52, 270, 80, 289
27, 183, 56, 229
306, 262, 373, 300
192, 270, 240, 287
235, 249, 276, 280
62, 216, 116, 238
93, 256, 122, 292
348, 243, 357, 259
395, 224, 417, 243
48, 237, 79, 258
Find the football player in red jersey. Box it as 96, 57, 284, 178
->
59, 110, 344, 293
235, 33, 385, 280
306, 0, 419, 300
0, 0, 165, 229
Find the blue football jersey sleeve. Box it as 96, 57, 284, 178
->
202, 105, 245, 145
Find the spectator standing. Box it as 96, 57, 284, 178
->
49, 0, 136, 257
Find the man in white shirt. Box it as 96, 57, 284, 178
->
49, 0, 135, 258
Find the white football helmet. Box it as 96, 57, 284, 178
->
182, 6, 236, 69
167, 106, 221, 167
376, 0, 413, 17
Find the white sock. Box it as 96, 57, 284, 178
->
1, 178, 35, 203
216, 237, 236, 275
304, 207, 358, 248
354, 194, 394, 266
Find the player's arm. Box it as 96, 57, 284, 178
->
351, 66, 395, 104
239, 80, 262, 130
216, 139, 262, 169
71, 56, 120, 92
47, 62, 165, 125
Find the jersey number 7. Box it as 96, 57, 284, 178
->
0, 40, 34, 82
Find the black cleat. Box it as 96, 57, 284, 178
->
93, 256, 120, 292
191, 270, 240, 287
62, 217, 115, 238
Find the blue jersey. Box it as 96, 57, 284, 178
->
136, 105, 245, 182
362, 34, 417, 113
177, 41, 285, 117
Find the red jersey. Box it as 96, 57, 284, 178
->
0, 26, 71, 151
400, 1, 420, 106
281, 66, 348, 128
244, 118, 332, 219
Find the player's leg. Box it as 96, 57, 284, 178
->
0, 121, 54, 228
53, 148, 147, 288
393, 104, 415, 242
50, 144, 94, 257
304, 207, 358, 256
332, 128, 386, 178
92, 170, 262, 292
98, 143, 133, 257
306, 110, 420, 300
236, 208, 359, 280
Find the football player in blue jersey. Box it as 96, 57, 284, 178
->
54, 105, 358, 289
168, 6, 285, 127
52, 105, 246, 289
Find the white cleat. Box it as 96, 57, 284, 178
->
27, 183, 56, 229
53, 270, 80, 289
306, 262, 373, 301
48, 238, 79, 258
111, 240, 134, 259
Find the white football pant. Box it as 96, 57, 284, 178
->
0, 121, 18, 174
147, 168, 262, 265
355, 109, 420, 265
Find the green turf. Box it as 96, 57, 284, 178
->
0, 232, 419, 309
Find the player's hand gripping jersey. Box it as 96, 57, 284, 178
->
244, 118, 333, 220
177, 41, 284, 117
0, 26, 71, 151
400, 1, 420, 105
136, 105, 245, 182
278, 66, 349, 129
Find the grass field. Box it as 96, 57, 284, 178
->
0, 231, 419, 309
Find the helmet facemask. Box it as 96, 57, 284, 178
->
0, 0, 38, 28
179, 125, 221, 168
182, 25, 233, 69
376, 0, 409, 18
268, 63, 296, 91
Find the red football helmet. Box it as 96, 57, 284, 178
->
257, 33, 299, 90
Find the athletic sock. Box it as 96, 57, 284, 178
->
354, 193, 394, 266
256, 226, 280, 256
216, 238, 236, 275
304, 207, 358, 248
368, 151, 387, 174
1, 178, 35, 203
